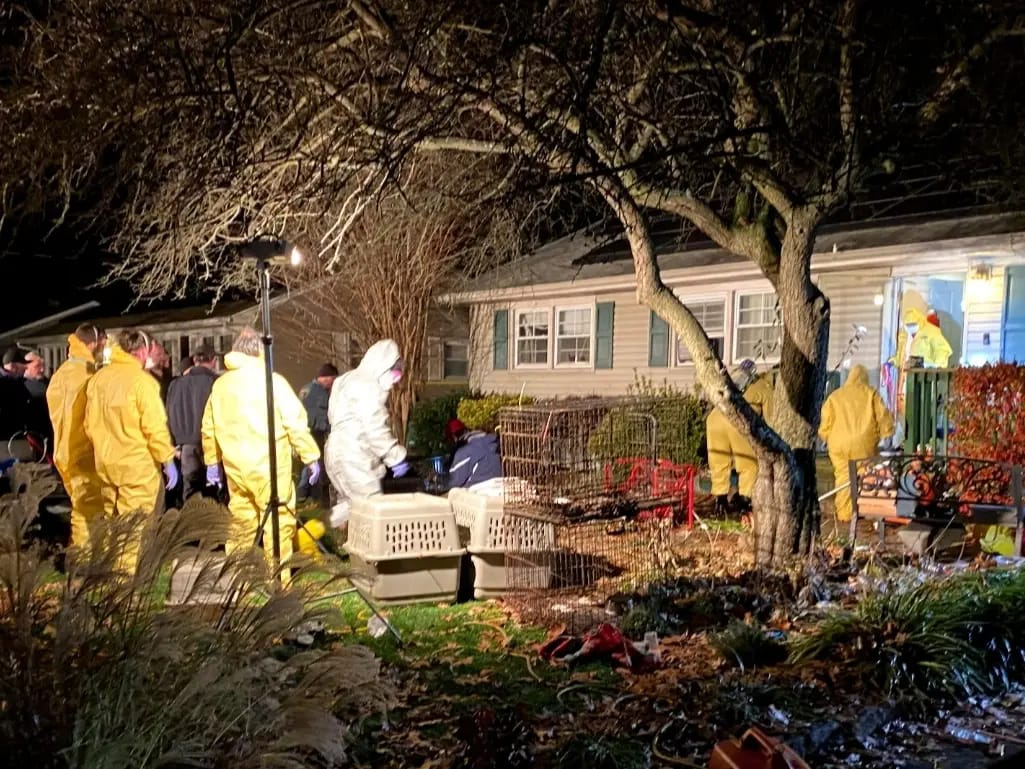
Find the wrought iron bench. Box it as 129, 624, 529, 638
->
847, 454, 1025, 554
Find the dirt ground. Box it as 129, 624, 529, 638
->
332, 516, 1025, 769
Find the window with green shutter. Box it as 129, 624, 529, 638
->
493, 309, 509, 370
595, 302, 615, 369
648, 311, 669, 367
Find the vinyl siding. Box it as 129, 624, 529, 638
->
963, 266, 1004, 365
471, 278, 785, 397
815, 269, 889, 383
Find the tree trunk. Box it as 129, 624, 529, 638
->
758, 208, 831, 561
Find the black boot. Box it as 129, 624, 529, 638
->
732, 495, 752, 514
714, 495, 730, 516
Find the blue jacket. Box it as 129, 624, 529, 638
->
449, 431, 502, 488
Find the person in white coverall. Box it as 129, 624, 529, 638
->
325, 339, 410, 529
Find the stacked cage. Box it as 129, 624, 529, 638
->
498, 399, 696, 630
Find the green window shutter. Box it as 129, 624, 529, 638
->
648, 311, 669, 368
493, 309, 509, 370
595, 302, 615, 369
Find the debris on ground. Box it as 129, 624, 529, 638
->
539, 622, 659, 671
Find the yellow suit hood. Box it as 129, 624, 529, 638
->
46, 334, 99, 478
84, 343, 175, 490
902, 308, 926, 326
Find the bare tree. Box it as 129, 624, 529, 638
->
275, 156, 524, 439
2, 0, 1022, 565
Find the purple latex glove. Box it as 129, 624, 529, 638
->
206, 464, 223, 488
307, 461, 321, 486
390, 460, 410, 478
164, 460, 180, 491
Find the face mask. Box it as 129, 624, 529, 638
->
144, 356, 155, 371
906, 323, 919, 335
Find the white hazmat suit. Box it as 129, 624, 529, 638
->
325, 339, 407, 528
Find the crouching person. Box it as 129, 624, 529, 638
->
201, 327, 321, 565
324, 340, 409, 532
446, 419, 502, 490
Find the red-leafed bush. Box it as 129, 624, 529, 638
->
949, 364, 1025, 466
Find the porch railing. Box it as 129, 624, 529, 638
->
903, 367, 956, 454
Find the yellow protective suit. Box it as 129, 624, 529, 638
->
893, 307, 953, 369
819, 364, 895, 521
84, 344, 175, 569
707, 374, 774, 498
201, 351, 320, 564
45, 334, 104, 551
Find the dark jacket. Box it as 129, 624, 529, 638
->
449, 431, 502, 488
23, 377, 51, 441
166, 366, 218, 446
0, 369, 31, 441
302, 380, 331, 434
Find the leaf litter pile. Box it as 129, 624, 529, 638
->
325, 527, 1025, 769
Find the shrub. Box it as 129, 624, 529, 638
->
709, 620, 787, 669
788, 570, 1025, 704
949, 363, 1025, 465
407, 390, 470, 456
0, 465, 391, 768
588, 376, 709, 467
457, 393, 533, 432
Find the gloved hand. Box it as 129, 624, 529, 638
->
390, 460, 410, 478
307, 461, 321, 486
206, 464, 223, 488
164, 460, 180, 491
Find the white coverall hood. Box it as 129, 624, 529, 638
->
324, 339, 407, 528
357, 339, 402, 395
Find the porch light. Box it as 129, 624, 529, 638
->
966, 261, 996, 304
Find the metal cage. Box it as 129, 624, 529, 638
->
498, 399, 696, 630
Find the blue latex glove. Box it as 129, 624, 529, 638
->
164, 460, 180, 491
390, 460, 410, 479
307, 461, 321, 486
206, 464, 223, 488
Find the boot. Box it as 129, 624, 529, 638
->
732, 495, 752, 514
714, 495, 730, 516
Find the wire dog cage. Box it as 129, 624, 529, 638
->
498, 398, 696, 630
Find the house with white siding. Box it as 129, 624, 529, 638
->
4, 297, 470, 396
445, 211, 1025, 399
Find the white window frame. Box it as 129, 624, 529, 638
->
513, 307, 552, 369
554, 304, 595, 369
671, 293, 729, 366
732, 290, 783, 364
442, 340, 469, 379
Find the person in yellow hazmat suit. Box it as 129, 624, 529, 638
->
201, 327, 321, 565
84, 329, 179, 569
819, 364, 895, 522
705, 360, 774, 515
893, 307, 953, 369
45, 323, 107, 552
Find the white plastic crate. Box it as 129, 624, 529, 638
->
345, 493, 464, 604
447, 487, 555, 598
168, 550, 234, 606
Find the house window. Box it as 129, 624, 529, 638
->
555, 307, 592, 365
178, 336, 191, 361
219, 335, 234, 354
515, 309, 549, 366
734, 291, 782, 362
676, 299, 726, 364
443, 342, 469, 378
